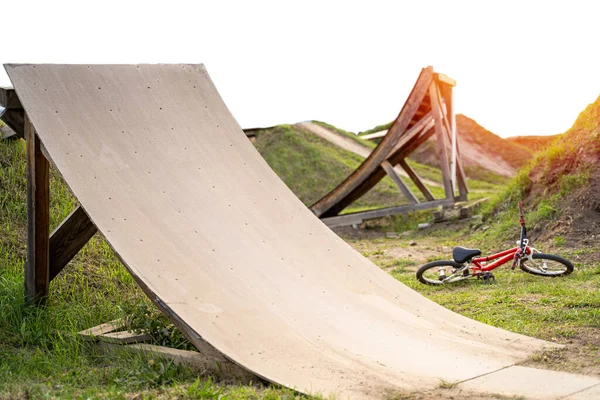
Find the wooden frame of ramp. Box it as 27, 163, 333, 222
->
0, 90, 98, 305
310, 67, 468, 228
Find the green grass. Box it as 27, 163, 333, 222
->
376, 218, 600, 346
358, 121, 393, 137
392, 259, 600, 341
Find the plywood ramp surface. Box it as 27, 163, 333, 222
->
7, 64, 551, 398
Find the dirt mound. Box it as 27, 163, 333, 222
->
407, 114, 534, 182
523, 95, 600, 246
506, 135, 560, 152
532, 171, 600, 248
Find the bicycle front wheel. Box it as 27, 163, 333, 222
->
520, 253, 574, 277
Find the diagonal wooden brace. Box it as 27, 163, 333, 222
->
381, 161, 419, 205
49, 206, 97, 281
398, 159, 435, 201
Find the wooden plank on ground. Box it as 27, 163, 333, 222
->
459, 197, 489, 219
398, 159, 435, 201
98, 331, 152, 345
78, 319, 124, 341
381, 161, 418, 205
49, 205, 98, 281
96, 341, 258, 382
25, 115, 50, 305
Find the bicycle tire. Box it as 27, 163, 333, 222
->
519, 253, 574, 277
416, 260, 465, 285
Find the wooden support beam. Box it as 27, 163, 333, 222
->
321, 198, 454, 228
429, 83, 454, 202
381, 161, 418, 205
0, 87, 22, 108
0, 109, 25, 139
78, 319, 124, 341
25, 114, 50, 305
49, 205, 98, 281
310, 67, 434, 218
388, 113, 433, 155
392, 125, 436, 160
398, 159, 435, 201
438, 84, 468, 200
435, 73, 456, 87
0, 87, 25, 139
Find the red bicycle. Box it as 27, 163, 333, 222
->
416, 202, 574, 285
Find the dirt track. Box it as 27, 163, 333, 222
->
298, 122, 443, 187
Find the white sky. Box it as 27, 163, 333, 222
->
2, 0, 600, 137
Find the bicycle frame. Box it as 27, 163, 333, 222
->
471, 246, 532, 273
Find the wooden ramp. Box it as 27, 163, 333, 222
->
5, 64, 597, 399
310, 67, 468, 227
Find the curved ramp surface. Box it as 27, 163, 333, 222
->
7, 64, 552, 398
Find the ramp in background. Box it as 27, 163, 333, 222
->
6, 64, 581, 398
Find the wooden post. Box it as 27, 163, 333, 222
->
429, 82, 454, 202
439, 83, 468, 201
25, 114, 50, 305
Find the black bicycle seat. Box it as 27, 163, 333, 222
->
453, 247, 482, 264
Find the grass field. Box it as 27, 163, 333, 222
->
1, 116, 598, 399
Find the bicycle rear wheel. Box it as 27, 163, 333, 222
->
416, 260, 467, 285
520, 253, 574, 277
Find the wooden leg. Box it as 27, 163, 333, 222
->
25, 115, 50, 305
429, 83, 454, 202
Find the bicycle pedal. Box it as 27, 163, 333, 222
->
478, 272, 496, 284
